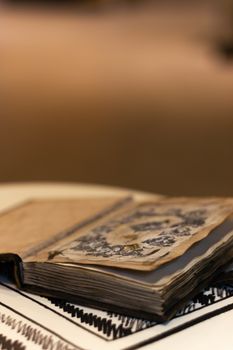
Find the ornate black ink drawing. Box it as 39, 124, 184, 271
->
49, 203, 210, 262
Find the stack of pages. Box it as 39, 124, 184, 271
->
0, 194, 233, 321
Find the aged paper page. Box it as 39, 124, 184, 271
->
0, 197, 132, 258
42, 198, 233, 270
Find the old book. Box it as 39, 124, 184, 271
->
1, 193, 233, 321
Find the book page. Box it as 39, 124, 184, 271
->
0, 197, 132, 258
41, 198, 233, 270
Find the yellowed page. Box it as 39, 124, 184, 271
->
0, 197, 132, 258
37, 197, 233, 271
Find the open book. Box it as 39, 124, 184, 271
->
1, 194, 233, 321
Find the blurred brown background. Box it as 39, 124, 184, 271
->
1, 0, 233, 196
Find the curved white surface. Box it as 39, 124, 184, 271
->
0, 182, 155, 213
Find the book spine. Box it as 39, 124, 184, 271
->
0, 254, 24, 288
